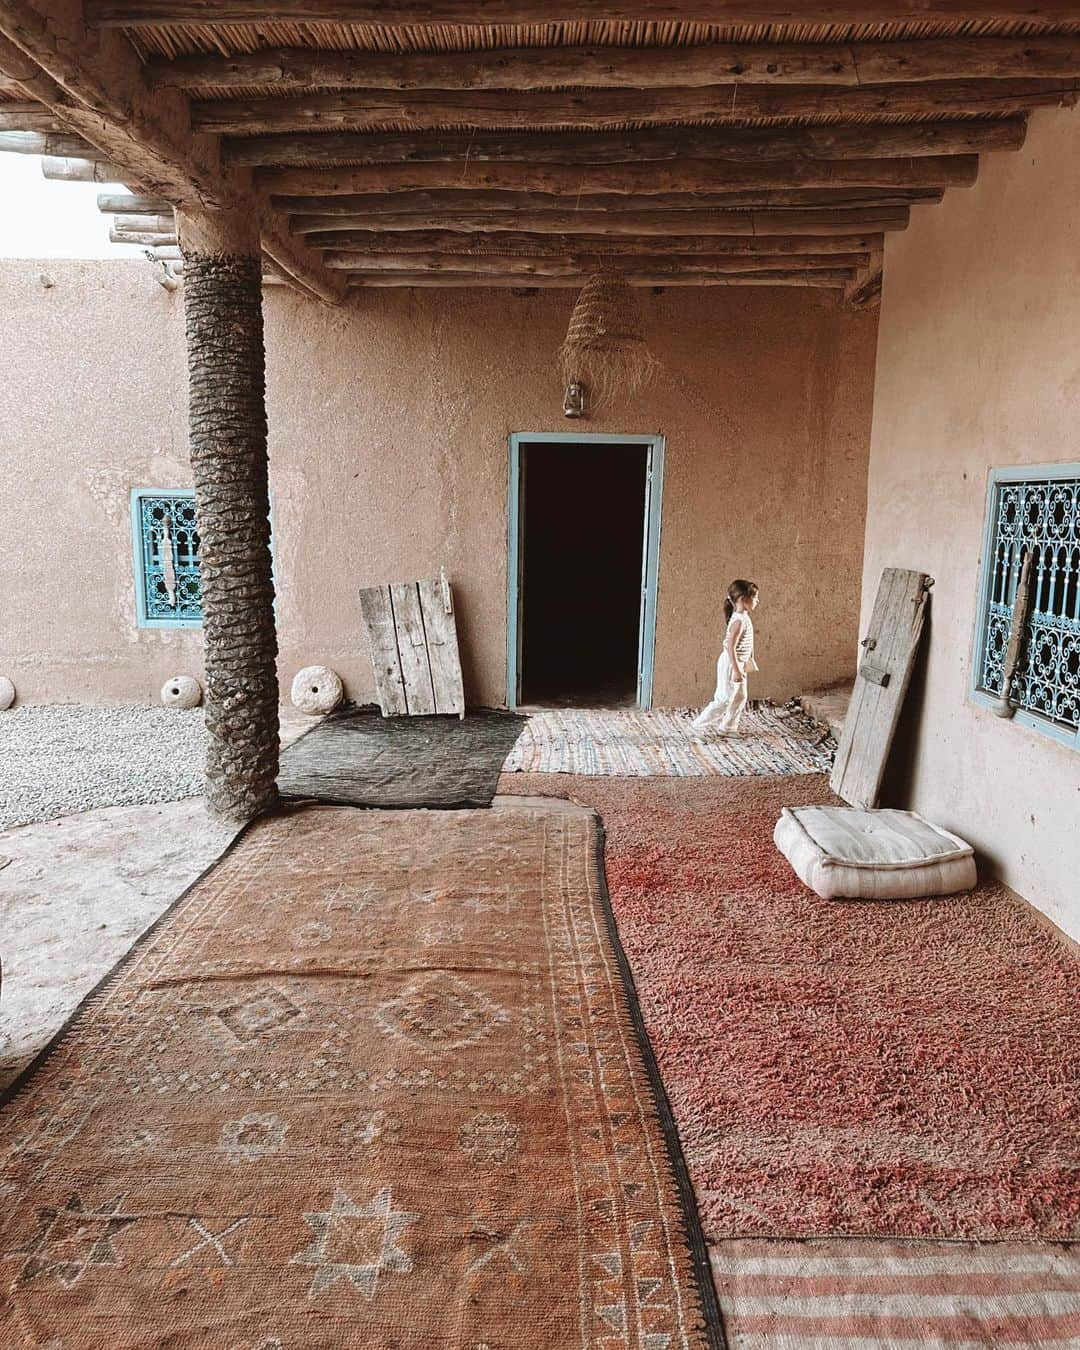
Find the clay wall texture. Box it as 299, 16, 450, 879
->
0, 264, 876, 711
863, 106, 1080, 940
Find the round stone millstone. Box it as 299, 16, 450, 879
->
161, 675, 203, 710
291, 665, 343, 716
0, 676, 14, 710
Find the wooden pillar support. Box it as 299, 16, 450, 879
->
179, 205, 279, 822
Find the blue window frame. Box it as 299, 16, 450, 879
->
971, 465, 1080, 749
130, 489, 203, 628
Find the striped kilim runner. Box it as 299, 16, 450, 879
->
504, 705, 834, 778
711, 1239, 1080, 1348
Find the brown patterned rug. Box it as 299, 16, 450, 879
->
0, 799, 723, 1349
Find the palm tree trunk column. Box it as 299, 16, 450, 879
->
179, 206, 278, 822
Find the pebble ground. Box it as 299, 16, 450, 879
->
0, 704, 206, 829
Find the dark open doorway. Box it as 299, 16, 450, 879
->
518, 438, 649, 708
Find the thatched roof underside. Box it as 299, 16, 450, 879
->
3, 5, 1080, 304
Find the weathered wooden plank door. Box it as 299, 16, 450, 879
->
830, 567, 933, 809
359, 571, 466, 718
417, 574, 465, 715
358, 583, 408, 715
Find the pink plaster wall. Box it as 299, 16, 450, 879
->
863, 106, 1080, 939
0, 261, 876, 711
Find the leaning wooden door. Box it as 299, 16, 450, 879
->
359, 571, 466, 718
830, 567, 933, 809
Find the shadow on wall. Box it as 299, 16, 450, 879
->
452, 580, 488, 710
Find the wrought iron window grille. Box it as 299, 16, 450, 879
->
130, 489, 203, 628
972, 466, 1080, 748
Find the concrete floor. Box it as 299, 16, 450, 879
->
0, 798, 239, 1090
0, 710, 314, 1090
799, 682, 852, 740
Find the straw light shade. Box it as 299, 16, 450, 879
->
558, 272, 661, 408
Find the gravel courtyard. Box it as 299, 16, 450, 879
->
0, 705, 206, 830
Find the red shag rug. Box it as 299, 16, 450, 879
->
499, 773, 1080, 1241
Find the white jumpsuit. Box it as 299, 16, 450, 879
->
692, 610, 757, 734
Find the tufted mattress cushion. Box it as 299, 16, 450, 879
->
773, 805, 977, 900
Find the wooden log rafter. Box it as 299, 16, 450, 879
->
111, 226, 178, 244
0, 98, 71, 130
41, 154, 125, 180
345, 271, 855, 288
82, 2, 1080, 27
288, 205, 911, 237
305, 229, 886, 255
271, 188, 943, 216
223, 118, 1027, 167
97, 191, 172, 212
258, 155, 980, 196
0, 126, 96, 156
194, 79, 1076, 135
321, 250, 870, 273
843, 250, 885, 308
148, 35, 1080, 93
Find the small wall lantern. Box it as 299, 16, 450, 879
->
562, 380, 587, 419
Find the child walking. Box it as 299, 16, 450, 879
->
692, 579, 760, 737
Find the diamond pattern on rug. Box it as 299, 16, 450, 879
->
503, 704, 834, 777
0, 801, 723, 1348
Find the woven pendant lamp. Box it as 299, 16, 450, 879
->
558, 271, 661, 408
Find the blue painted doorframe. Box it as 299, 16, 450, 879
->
506, 432, 666, 710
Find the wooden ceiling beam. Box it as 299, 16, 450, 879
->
259, 155, 978, 196
225, 118, 1025, 167
97, 191, 173, 212
0, 126, 96, 155
110, 226, 177, 244
296, 205, 910, 237
324, 250, 869, 274
0, 1, 345, 304
196, 80, 1073, 136
84, 3, 1080, 28
344, 271, 854, 288
149, 36, 1080, 94
41, 154, 126, 180
274, 187, 941, 216
311, 229, 885, 255
844, 250, 885, 308
0, 99, 71, 131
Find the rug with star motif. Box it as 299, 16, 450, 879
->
0, 798, 724, 1349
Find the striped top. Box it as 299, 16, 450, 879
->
728, 610, 754, 664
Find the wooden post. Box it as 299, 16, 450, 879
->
178, 204, 279, 822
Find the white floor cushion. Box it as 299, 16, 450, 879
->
774, 805, 977, 900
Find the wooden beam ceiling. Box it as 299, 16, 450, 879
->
3, 4, 1072, 296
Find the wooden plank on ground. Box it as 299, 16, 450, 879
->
417, 574, 466, 717
359, 583, 407, 716
389, 582, 437, 716
830, 567, 932, 809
